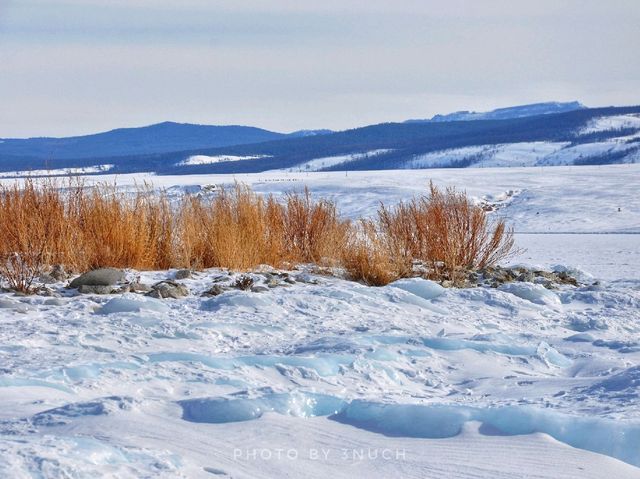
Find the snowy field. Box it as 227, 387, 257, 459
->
1, 165, 639, 478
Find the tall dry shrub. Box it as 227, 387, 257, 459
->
342, 219, 412, 286
281, 189, 350, 265
0, 179, 72, 292
177, 185, 280, 270
378, 183, 515, 284
177, 185, 349, 270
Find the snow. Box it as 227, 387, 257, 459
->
579, 114, 640, 134
407, 142, 570, 168
389, 278, 446, 300
0, 164, 639, 477
177, 154, 270, 166
0, 164, 114, 178
66, 163, 640, 237
278, 149, 393, 172
97, 294, 170, 314
405, 137, 640, 168
498, 282, 562, 306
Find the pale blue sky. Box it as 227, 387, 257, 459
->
1, 0, 639, 137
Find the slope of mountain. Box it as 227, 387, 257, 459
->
0, 105, 638, 176
149, 105, 640, 174
405, 101, 585, 123
0, 122, 289, 160
288, 129, 334, 137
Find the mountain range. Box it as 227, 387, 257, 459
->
1, 102, 638, 176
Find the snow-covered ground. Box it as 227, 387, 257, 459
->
278, 149, 393, 172
68, 163, 640, 234
1, 165, 639, 477
0, 164, 114, 178
579, 113, 640, 134
403, 134, 640, 169
177, 155, 270, 166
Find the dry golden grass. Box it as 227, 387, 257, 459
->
0, 179, 70, 292
376, 182, 516, 284
176, 185, 351, 270
281, 189, 350, 265
0, 179, 515, 292
341, 219, 412, 286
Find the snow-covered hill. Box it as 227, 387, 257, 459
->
405, 101, 585, 123
2, 105, 640, 176
304, 113, 640, 171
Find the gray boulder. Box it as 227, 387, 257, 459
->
78, 285, 116, 295
147, 280, 189, 299
70, 268, 125, 289
129, 282, 153, 293
174, 269, 193, 280
202, 284, 227, 297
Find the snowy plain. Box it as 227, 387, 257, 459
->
0, 164, 639, 478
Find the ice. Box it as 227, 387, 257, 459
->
180, 391, 640, 468
0, 377, 73, 393
333, 401, 640, 467
564, 332, 596, 342
499, 282, 561, 306
388, 278, 445, 300
0, 435, 181, 477
97, 294, 170, 314
31, 396, 134, 426
587, 366, 640, 394
179, 392, 347, 423
148, 352, 353, 376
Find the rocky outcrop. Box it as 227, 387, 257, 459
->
70, 268, 125, 289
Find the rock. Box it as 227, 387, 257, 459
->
294, 273, 318, 284
129, 282, 153, 293
78, 285, 116, 295
284, 276, 296, 284
70, 268, 125, 289
38, 273, 57, 284
556, 271, 578, 286
251, 285, 269, 293
147, 280, 189, 299
516, 271, 536, 283
34, 286, 58, 297
174, 269, 192, 280
202, 284, 227, 297
50, 265, 67, 281
536, 270, 557, 281
232, 275, 255, 291
266, 278, 280, 288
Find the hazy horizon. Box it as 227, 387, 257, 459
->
1, 0, 639, 137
